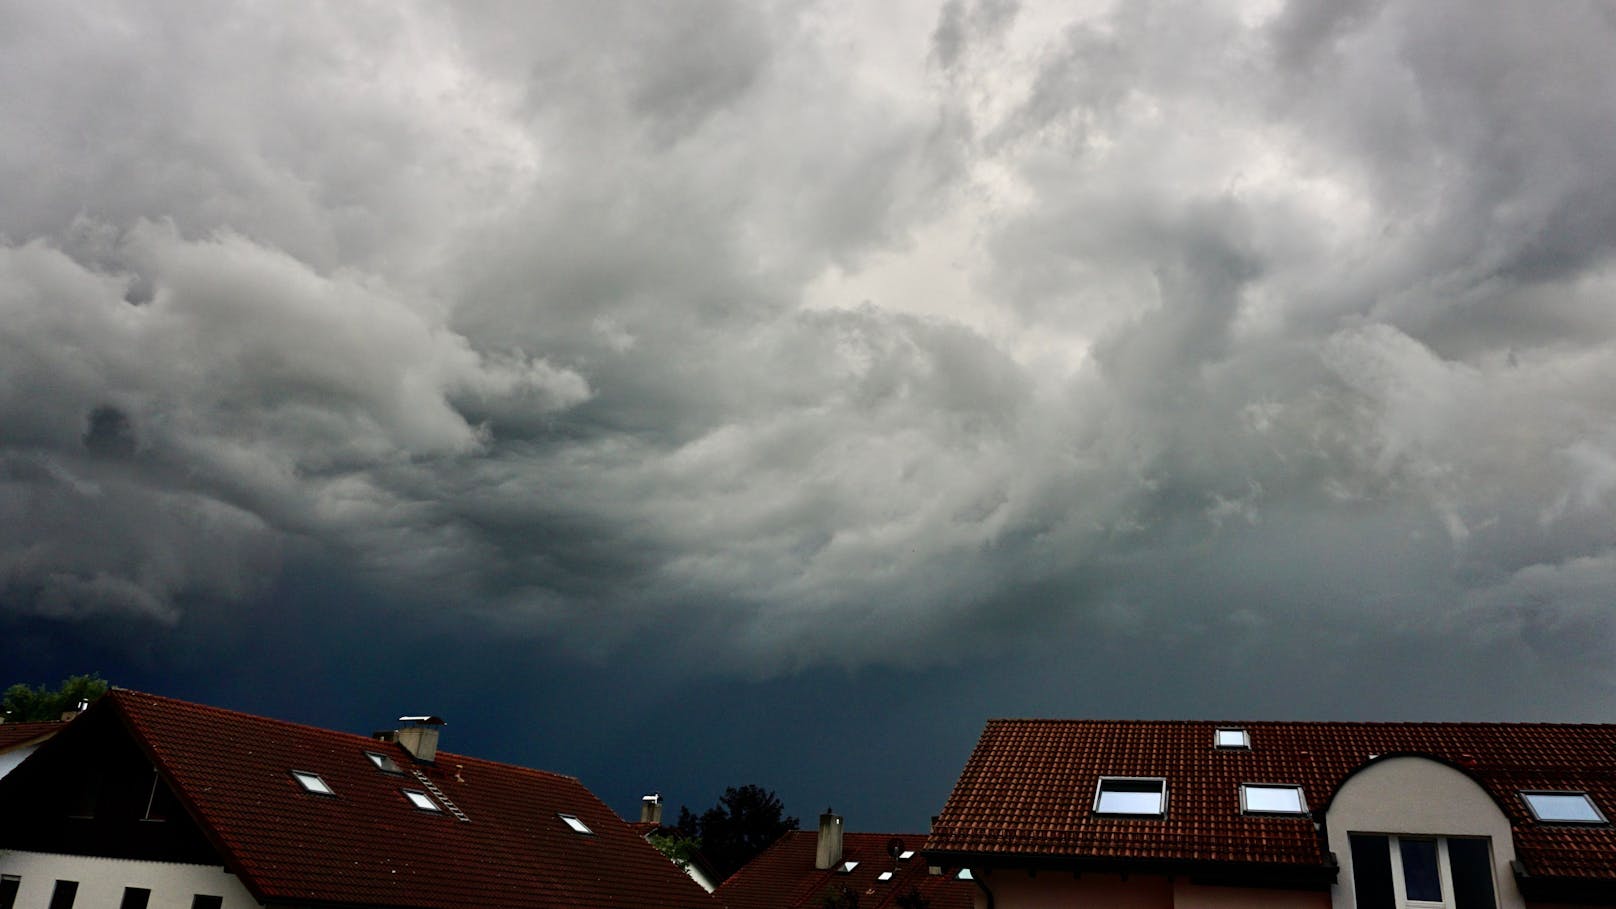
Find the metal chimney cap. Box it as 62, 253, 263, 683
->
642, 793, 661, 803
398, 715, 446, 725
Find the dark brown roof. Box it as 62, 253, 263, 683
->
717, 830, 976, 909
0, 721, 64, 751
926, 719, 1616, 881
102, 689, 718, 909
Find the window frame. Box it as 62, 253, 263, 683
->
290, 770, 335, 796
365, 751, 405, 775
1352, 833, 1498, 909
1239, 782, 1308, 816
559, 812, 593, 834
402, 789, 442, 812
1519, 790, 1608, 825
1092, 776, 1169, 818
1215, 728, 1251, 749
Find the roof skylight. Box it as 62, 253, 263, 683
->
1215, 728, 1250, 749
1521, 791, 1607, 824
291, 771, 334, 795
403, 790, 441, 812
1093, 777, 1167, 817
559, 813, 593, 834
366, 751, 404, 774
877, 871, 893, 882
1240, 784, 1307, 815
839, 861, 859, 874
898, 850, 915, 861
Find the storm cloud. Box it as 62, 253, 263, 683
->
5, 0, 1616, 714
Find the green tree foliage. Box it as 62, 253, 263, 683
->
674, 784, 800, 881
648, 830, 705, 871
1, 673, 109, 722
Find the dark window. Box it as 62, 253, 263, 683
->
191, 896, 224, 909
47, 880, 79, 909
1400, 837, 1442, 901
1449, 839, 1498, 909
120, 888, 152, 909
0, 875, 19, 909
1349, 834, 1395, 909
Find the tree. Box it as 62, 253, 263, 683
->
1, 673, 109, 723
647, 830, 704, 872
675, 784, 799, 881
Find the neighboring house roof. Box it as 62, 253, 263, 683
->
9, 689, 716, 909
0, 720, 63, 751
926, 719, 1616, 882
718, 830, 976, 909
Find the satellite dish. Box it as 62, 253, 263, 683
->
887, 837, 905, 860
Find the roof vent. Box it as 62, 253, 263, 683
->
394, 715, 444, 763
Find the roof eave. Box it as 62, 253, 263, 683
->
920, 848, 1338, 891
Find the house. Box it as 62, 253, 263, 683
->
0, 720, 65, 779
924, 719, 1616, 909
629, 793, 724, 893
718, 811, 977, 909
0, 689, 719, 909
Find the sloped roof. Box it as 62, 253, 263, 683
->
0, 720, 63, 751
926, 719, 1616, 881
717, 830, 976, 909
99, 689, 717, 909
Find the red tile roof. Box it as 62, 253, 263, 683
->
717, 830, 976, 909
926, 719, 1616, 881
0, 720, 63, 751
101, 689, 718, 909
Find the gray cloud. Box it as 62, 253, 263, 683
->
3, 0, 1616, 713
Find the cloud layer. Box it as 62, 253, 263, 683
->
5, 0, 1616, 700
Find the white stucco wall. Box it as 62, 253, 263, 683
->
0, 849, 260, 909
1324, 756, 1524, 909
975, 870, 1332, 909
0, 744, 40, 779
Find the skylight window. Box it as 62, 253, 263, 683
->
1521, 791, 1607, 824
1094, 777, 1168, 817
366, 751, 403, 774
839, 861, 859, 874
898, 850, 915, 861
559, 813, 593, 834
1240, 784, 1307, 815
291, 771, 334, 795
402, 790, 441, 812
1215, 728, 1250, 749
877, 871, 893, 882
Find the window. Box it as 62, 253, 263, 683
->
1093, 777, 1168, 817
47, 880, 78, 909
1520, 791, 1606, 824
898, 850, 915, 860
839, 861, 859, 873
1349, 834, 1496, 909
291, 770, 334, 795
559, 813, 593, 834
1215, 728, 1250, 749
1240, 783, 1307, 815
366, 751, 404, 774
877, 871, 894, 881
120, 888, 152, 909
191, 897, 224, 909
403, 789, 441, 812
0, 875, 19, 909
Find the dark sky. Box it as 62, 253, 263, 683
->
6, 0, 1616, 832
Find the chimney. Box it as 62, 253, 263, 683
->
641, 793, 663, 825
815, 809, 844, 870
395, 715, 445, 763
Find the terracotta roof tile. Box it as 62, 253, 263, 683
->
926, 719, 1616, 880
717, 831, 976, 909
104, 689, 717, 909
0, 721, 64, 751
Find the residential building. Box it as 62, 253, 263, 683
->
0, 721, 64, 779
0, 689, 718, 909
719, 811, 976, 909
924, 719, 1616, 909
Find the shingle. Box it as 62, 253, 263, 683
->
925, 719, 1616, 879
718, 831, 976, 909
105, 690, 717, 909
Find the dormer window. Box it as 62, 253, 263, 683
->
1240, 783, 1307, 815
1521, 791, 1607, 824
559, 813, 593, 834
1215, 728, 1250, 749
1093, 777, 1168, 817
290, 771, 334, 796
